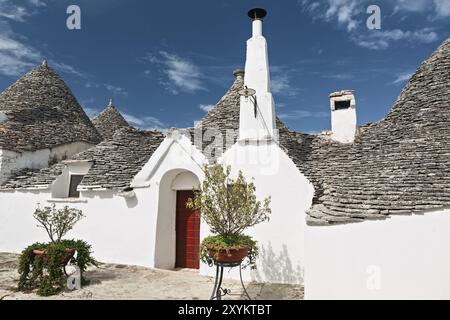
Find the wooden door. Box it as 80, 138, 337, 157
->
175, 190, 200, 269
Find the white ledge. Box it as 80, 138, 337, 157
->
47, 198, 88, 203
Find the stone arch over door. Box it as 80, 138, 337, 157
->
154, 169, 200, 269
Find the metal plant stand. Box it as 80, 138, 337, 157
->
210, 261, 251, 300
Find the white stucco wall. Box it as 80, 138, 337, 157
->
205, 139, 314, 284
0, 188, 159, 267
239, 19, 277, 141
0, 133, 313, 286
0, 142, 93, 185
305, 209, 450, 299
0, 135, 206, 270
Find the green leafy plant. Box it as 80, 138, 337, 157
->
33, 204, 84, 242
17, 205, 97, 296
18, 240, 97, 296
187, 165, 271, 269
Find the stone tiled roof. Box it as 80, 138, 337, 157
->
0, 62, 102, 152
190, 69, 243, 161
0, 164, 66, 190
287, 36, 450, 225
92, 101, 130, 140
74, 127, 165, 190
0, 127, 165, 191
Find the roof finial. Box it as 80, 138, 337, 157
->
42, 59, 48, 67
108, 99, 113, 107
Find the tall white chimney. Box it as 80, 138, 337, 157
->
239, 8, 277, 142
329, 90, 357, 143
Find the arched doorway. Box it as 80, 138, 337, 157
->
154, 170, 201, 270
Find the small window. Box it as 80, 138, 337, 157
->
68, 175, 84, 198
334, 100, 351, 110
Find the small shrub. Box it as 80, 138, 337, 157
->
18, 205, 96, 296
187, 165, 271, 269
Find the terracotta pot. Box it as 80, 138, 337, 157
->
32, 248, 76, 265
207, 246, 249, 264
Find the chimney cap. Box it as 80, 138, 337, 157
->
248, 8, 267, 20
329, 90, 354, 98
233, 69, 245, 78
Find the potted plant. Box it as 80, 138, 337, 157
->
17, 204, 97, 296
31, 204, 83, 263
187, 165, 271, 269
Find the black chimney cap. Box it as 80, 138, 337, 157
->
248, 8, 267, 20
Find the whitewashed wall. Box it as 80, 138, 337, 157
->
0, 133, 313, 286
305, 209, 450, 299
207, 140, 314, 285
0, 135, 206, 269
0, 142, 93, 185
0, 189, 155, 267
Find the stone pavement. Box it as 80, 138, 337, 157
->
0, 253, 303, 300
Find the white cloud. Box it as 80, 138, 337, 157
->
434, 0, 450, 17
299, 0, 444, 50
0, 1, 51, 76
105, 84, 128, 97
27, 0, 47, 7
353, 28, 438, 50
84, 81, 128, 97
123, 113, 166, 131
199, 104, 214, 112
0, 1, 29, 22
394, 0, 429, 13
279, 110, 329, 120
51, 61, 87, 78
0, 22, 41, 76
300, 0, 362, 31
145, 51, 206, 94
271, 74, 292, 94
392, 71, 414, 84
393, 0, 450, 17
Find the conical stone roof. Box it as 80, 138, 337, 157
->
92, 100, 130, 140
0, 61, 102, 152
287, 36, 450, 225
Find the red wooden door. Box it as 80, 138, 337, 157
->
176, 190, 200, 269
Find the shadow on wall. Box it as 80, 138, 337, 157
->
252, 242, 303, 284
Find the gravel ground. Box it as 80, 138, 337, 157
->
0, 253, 303, 300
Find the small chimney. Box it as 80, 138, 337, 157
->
248, 8, 266, 38
239, 8, 277, 142
329, 90, 357, 143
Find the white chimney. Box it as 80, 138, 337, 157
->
239, 8, 277, 142
329, 90, 357, 143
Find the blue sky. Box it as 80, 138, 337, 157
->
0, 0, 449, 133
